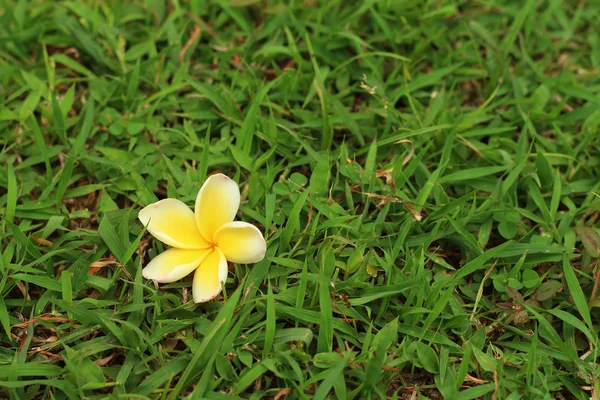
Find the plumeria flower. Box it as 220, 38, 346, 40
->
138, 174, 266, 303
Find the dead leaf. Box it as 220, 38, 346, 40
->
274, 388, 291, 400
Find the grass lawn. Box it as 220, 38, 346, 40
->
1, 0, 600, 399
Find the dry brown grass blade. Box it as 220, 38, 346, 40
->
179, 25, 202, 64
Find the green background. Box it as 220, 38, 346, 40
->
1, 0, 600, 399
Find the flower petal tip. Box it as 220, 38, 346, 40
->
210, 172, 231, 180
193, 294, 217, 303
142, 270, 170, 283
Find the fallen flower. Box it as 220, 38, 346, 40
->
138, 173, 266, 303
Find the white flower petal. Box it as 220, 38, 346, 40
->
213, 221, 266, 264
142, 248, 212, 283
195, 173, 240, 242
192, 248, 228, 303
138, 199, 210, 249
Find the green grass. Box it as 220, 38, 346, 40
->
1, 0, 600, 399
